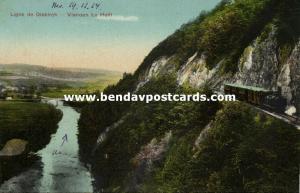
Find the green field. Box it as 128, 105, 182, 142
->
0, 101, 62, 183
0, 71, 14, 76
0, 101, 62, 150
42, 75, 122, 98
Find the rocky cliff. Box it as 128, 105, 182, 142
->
78, 0, 300, 192
137, 25, 300, 116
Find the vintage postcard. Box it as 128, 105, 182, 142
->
0, 0, 299, 192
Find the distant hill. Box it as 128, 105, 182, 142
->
0, 64, 122, 92
0, 64, 121, 80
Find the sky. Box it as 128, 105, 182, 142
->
0, 0, 221, 72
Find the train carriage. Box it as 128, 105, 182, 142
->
224, 84, 300, 125
225, 84, 273, 105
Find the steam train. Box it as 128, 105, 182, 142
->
224, 83, 287, 113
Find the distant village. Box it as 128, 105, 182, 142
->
0, 84, 41, 101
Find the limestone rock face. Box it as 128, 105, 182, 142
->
232, 29, 300, 115
0, 139, 28, 156
233, 29, 279, 90
177, 53, 222, 88
136, 27, 300, 115
278, 41, 300, 115
127, 131, 172, 191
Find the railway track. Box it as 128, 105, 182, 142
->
250, 104, 300, 129
222, 84, 300, 129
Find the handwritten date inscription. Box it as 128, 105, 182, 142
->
52, 1, 101, 10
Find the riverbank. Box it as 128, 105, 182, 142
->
0, 101, 62, 184
0, 100, 95, 192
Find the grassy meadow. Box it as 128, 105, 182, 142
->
0, 101, 62, 183
0, 101, 62, 150
42, 74, 122, 98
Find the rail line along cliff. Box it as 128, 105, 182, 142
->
78, 0, 300, 192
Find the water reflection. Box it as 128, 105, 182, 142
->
0, 100, 94, 192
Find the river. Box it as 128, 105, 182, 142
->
0, 99, 95, 192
